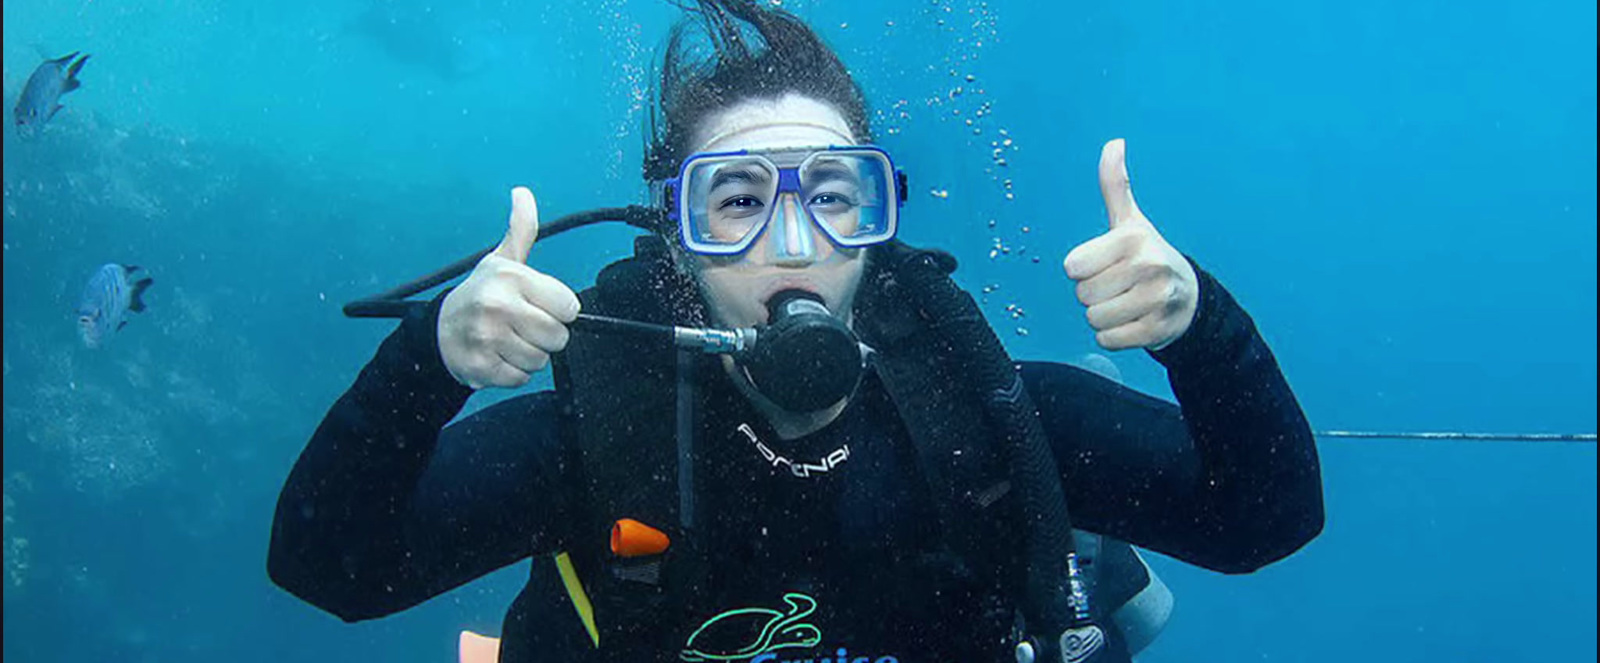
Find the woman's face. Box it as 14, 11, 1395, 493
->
676, 93, 868, 330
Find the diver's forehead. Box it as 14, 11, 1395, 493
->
693, 94, 857, 154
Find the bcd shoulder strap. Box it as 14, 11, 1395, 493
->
854, 242, 1023, 603
550, 236, 705, 658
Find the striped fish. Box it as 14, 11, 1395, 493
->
13, 51, 90, 133
76, 264, 153, 349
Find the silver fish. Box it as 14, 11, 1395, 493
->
76, 264, 153, 349
13, 51, 90, 132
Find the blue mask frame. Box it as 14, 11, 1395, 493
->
663, 145, 908, 256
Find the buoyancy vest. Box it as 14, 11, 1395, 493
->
523, 235, 1141, 662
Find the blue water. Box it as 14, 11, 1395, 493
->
3, 0, 1594, 661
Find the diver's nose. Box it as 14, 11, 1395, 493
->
765, 193, 820, 265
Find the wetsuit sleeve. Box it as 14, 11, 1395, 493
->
267, 292, 573, 622
1022, 258, 1324, 573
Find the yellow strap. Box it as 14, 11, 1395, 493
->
553, 551, 600, 648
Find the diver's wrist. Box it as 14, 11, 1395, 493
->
1148, 256, 1227, 367
398, 286, 477, 399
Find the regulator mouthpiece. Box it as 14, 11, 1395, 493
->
738, 290, 864, 413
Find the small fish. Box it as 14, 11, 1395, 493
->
14, 51, 90, 132
76, 264, 153, 349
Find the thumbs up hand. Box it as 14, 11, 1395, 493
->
439, 187, 582, 389
1063, 140, 1199, 352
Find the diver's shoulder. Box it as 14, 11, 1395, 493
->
445, 390, 567, 442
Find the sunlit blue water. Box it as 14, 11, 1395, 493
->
3, 0, 1594, 661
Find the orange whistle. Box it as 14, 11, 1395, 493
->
610, 518, 670, 557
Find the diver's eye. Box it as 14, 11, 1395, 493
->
719, 195, 765, 210
809, 193, 855, 207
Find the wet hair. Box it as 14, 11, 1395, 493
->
643, 0, 873, 184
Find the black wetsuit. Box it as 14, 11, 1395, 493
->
268, 265, 1324, 662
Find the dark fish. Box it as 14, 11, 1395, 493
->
76, 264, 153, 349
14, 51, 90, 132
346, 2, 498, 81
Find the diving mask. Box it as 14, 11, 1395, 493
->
663, 145, 907, 256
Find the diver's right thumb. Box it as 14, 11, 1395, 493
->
493, 186, 540, 264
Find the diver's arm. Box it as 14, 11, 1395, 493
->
1023, 260, 1324, 574
268, 292, 570, 621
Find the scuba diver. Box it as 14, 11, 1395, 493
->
266, 1, 1326, 661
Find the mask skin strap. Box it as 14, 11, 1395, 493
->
694, 122, 856, 152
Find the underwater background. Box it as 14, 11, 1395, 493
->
3, 0, 1595, 660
